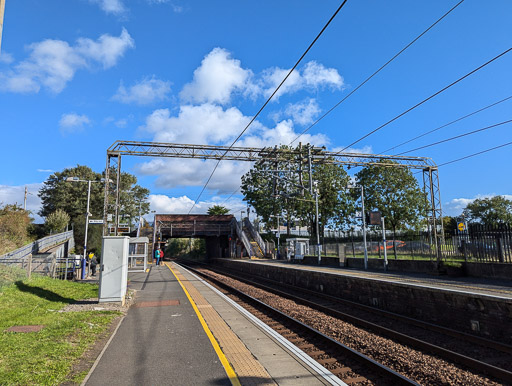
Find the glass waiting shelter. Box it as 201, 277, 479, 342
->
128, 237, 149, 272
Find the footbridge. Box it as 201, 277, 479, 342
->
153, 214, 267, 259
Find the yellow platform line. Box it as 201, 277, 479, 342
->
166, 263, 241, 386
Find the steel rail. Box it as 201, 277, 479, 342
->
198, 263, 512, 384
181, 263, 419, 385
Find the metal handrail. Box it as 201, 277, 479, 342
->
0, 231, 73, 261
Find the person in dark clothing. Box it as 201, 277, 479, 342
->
158, 248, 164, 265
88, 252, 97, 276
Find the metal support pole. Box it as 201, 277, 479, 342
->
82, 180, 91, 279
361, 186, 368, 270
114, 155, 122, 236
428, 168, 441, 265
381, 216, 388, 271
103, 155, 111, 236
0, 0, 5, 53
315, 186, 321, 265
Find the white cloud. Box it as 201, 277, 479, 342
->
0, 52, 14, 64
444, 194, 512, 217
180, 48, 253, 105
113, 76, 171, 105
89, 0, 126, 15
141, 103, 252, 144
147, 194, 244, 217
0, 29, 134, 94
282, 98, 321, 126
261, 60, 344, 99
0, 183, 43, 223
37, 169, 54, 173
59, 113, 91, 133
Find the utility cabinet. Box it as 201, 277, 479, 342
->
99, 236, 129, 304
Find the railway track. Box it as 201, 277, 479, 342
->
180, 262, 417, 385
179, 261, 511, 385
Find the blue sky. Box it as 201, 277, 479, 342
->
0, 0, 511, 223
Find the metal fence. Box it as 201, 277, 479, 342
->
0, 231, 76, 279
272, 224, 512, 263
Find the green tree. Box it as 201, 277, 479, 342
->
442, 216, 458, 234
45, 209, 70, 233
463, 196, 512, 226
207, 205, 230, 215
355, 160, 426, 256
241, 145, 355, 239
38, 165, 150, 255
0, 204, 33, 255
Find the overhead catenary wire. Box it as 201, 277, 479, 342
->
438, 141, 512, 167
187, 0, 349, 214
380, 95, 512, 154
289, 0, 466, 146
337, 46, 512, 154
396, 119, 512, 155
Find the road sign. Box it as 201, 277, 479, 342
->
457, 222, 466, 232
89, 219, 104, 224
109, 226, 130, 233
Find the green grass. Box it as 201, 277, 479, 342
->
0, 273, 119, 385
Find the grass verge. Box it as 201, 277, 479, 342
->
0, 270, 120, 385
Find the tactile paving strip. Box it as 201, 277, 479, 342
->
171, 264, 277, 386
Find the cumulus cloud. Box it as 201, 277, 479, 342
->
141, 103, 252, 144
180, 48, 253, 105
148, 194, 244, 217
331, 145, 374, 154
59, 113, 91, 133
89, 0, 126, 15
112, 76, 171, 105
0, 28, 134, 94
261, 60, 344, 99
444, 194, 512, 216
281, 98, 321, 126
0, 52, 14, 64
0, 183, 43, 223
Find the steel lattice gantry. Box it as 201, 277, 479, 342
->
103, 140, 444, 260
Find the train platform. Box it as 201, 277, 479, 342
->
241, 259, 512, 299
83, 262, 340, 386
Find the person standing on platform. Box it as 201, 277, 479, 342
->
154, 248, 161, 266
159, 248, 164, 265
88, 251, 97, 276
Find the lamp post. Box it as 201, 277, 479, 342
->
66, 177, 105, 279
348, 184, 368, 270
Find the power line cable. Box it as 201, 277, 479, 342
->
380, 95, 512, 154
396, 119, 512, 155
289, 0, 466, 146
438, 141, 512, 167
336, 46, 512, 154
188, 0, 350, 214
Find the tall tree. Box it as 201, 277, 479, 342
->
355, 160, 426, 253
45, 209, 70, 233
38, 165, 150, 254
463, 196, 512, 226
241, 145, 355, 238
207, 205, 230, 215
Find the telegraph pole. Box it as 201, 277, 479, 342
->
0, 0, 5, 52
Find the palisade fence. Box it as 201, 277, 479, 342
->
0, 231, 76, 279
271, 224, 512, 263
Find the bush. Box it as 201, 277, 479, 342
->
0, 204, 32, 255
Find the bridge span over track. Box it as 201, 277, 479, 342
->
153, 214, 236, 259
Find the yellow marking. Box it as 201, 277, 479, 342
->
165, 262, 241, 386
145, 268, 149, 273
